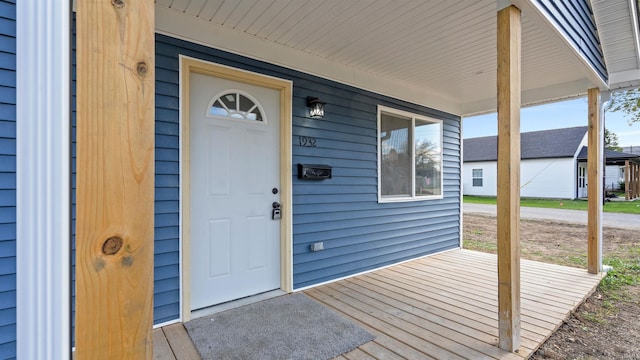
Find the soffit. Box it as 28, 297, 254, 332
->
591, 0, 640, 88
155, 0, 604, 115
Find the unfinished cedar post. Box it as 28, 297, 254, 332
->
587, 88, 602, 275
76, 0, 155, 358
496, 4, 522, 352
633, 164, 640, 199
625, 160, 630, 200
633, 163, 636, 199
633, 161, 636, 199
633, 162, 636, 199
631, 164, 640, 199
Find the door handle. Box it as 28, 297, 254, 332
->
272, 202, 282, 220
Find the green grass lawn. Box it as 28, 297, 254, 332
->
464, 195, 640, 214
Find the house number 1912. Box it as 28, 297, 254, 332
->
298, 136, 317, 147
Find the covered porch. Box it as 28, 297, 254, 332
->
154, 249, 603, 359
16, 0, 640, 358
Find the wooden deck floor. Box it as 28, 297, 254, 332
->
154, 249, 603, 359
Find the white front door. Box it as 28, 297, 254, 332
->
189, 72, 281, 310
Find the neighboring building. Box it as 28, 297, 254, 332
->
577, 147, 640, 192
463, 127, 640, 198
6, 0, 640, 358
463, 127, 588, 199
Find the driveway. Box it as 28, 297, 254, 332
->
463, 203, 640, 230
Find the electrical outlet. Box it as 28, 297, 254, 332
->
310, 242, 324, 252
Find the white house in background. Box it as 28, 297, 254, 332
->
463, 126, 640, 199
463, 126, 589, 199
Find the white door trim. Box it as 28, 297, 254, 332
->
179, 56, 293, 321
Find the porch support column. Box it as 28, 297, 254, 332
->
633, 164, 640, 199
635, 163, 639, 199
587, 88, 602, 274
633, 163, 636, 199
625, 160, 630, 200
496, 4, 522, 352
76, 0, 155, 358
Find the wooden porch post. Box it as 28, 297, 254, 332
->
625, 160, 630, 200
633, 163, 636, 199
629, 164, 638, 199
587, 88, 602, 274
76, 0, 155, 358
633, 161, 636, 199
496, 4, 521, 352
635, 163, 639, 199
636, 163, 639, 199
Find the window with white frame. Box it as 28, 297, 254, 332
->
378, 106, 443, 202
472, 168, 483, 187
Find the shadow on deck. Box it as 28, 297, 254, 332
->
154, 249, 603, 359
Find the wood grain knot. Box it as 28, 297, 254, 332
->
102, 236, 123, 255
136, 62, 149, 77
111, 0, 125, 8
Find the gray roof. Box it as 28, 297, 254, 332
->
621, 146, 640, 156
463, 126, 588, 162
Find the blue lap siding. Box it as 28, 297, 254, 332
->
155, 34, 461, 296
0, 1, 15, 359
533, 0, 607, 81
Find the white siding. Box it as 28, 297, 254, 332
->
464, 158, 577, 199
520, 158, 576, 199
605, 165, 623, 190
463, 162, 497, 196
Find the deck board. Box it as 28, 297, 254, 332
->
162, 323, 201, 360
153, 328, 175, 360
155, 249, 602, 359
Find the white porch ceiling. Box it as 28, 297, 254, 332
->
154, 0, 626, 116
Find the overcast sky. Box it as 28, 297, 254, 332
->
463, 97, 640, 147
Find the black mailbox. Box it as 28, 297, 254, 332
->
297, 163, 332, 180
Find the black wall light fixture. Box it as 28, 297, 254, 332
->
306, 97, 326, 118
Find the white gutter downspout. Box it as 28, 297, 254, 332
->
600, 91, 611, 272
459, 117, 465, 249
16, 1, 71, 359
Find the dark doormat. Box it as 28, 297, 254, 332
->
185, 293, 375, 360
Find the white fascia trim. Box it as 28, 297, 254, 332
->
609, 70, 640, 89
155, 6, 462, 116
511, 0, 608, 89
16, 1, 71, 359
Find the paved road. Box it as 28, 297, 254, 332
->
463, 203, 640, 230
